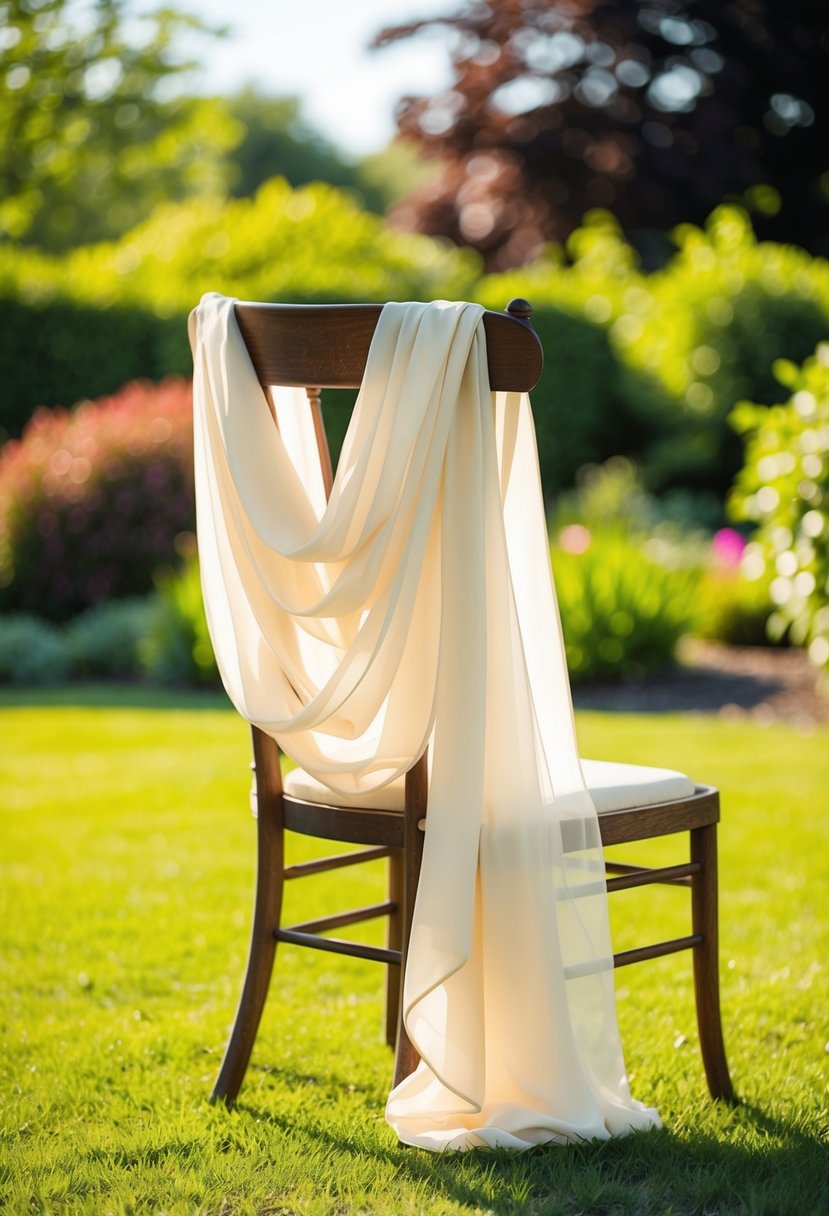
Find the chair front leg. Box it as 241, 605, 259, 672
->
690, 822, 735, 1101
211, 729, 285, 1106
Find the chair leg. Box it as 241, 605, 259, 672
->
211, 739, 285, 1106
690, 823, 735, 1101
385, 851, 404, 1048
392, 755, 427, 1089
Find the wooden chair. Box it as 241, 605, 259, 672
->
208, 298, 734, 1107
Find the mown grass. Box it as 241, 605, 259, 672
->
1, 687, 827, 1215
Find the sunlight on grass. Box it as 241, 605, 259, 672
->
1, 691, 827, 1215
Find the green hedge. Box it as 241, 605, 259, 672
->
4, 191, 829, 504
0, 178, 478, 438
0, 298, 191, 440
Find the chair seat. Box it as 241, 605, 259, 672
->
283, 759, 695, 816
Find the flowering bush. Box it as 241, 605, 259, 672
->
729, 345, 829, 676
0, 378, 194, 621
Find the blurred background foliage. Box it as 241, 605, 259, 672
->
729, 345, 829, 670
0, 0, 236, 249
374, 0, 829, 270
1, 0, 827, 687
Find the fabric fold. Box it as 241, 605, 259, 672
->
191, 292, 660, 1150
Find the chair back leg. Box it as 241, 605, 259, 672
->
385, 852, 404, 1048
690, 823, 735, 1101
391, 754, 427, 1088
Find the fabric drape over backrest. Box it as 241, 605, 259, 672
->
191, 292, 660, 1150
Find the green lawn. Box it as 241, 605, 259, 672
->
1, 688, 827, 1215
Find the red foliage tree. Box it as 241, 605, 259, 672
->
374, 0, 829, 268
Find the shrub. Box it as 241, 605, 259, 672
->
548, 458, 701, 682
729, 344, 829, 676
619, 207, 829, 496
552, 530, 699, 683
0, 378, 194, 621
481, 208, 829, 501
694, 567, 776, 647
138, 554, 219, 687
0, 615, 70, 684
66, 597, 155, 677
477, 216, 652, 497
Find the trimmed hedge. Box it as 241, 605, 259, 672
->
0, 178, 478, 438
0, 299, 190, 441
3, 192, 829, 506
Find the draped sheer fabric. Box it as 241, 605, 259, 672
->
191, 292, 660, 1151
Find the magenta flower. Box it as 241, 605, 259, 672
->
712, 528, 746, 569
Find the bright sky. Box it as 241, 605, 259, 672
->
169, 0, 455, 159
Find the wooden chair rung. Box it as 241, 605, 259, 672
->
284, 901, 396, 937
284, 847, 395, 880
605, 861, 700, 892
275, 927, 401, 966
614, 934, 703, 968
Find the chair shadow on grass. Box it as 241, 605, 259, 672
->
229, 1089, 826, 1215
246, 1059, 384, 1102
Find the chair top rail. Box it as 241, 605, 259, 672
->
233, 298, 543, 393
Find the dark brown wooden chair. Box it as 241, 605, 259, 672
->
208, 298, 734, 1108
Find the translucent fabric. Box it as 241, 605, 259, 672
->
190, 292, 660, 1150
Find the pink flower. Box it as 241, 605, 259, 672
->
712, 528, 746, 569
558, 524, 591, 554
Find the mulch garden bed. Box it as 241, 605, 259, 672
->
572, 638, 829, 728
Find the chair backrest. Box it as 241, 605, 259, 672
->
234, 298, 543, 496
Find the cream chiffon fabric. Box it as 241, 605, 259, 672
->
190, 292, 660, 1151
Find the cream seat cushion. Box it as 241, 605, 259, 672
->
282, 759, 694, 816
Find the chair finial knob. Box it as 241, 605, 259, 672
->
506, 297, 532, 320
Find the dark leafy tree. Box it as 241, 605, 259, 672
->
227, 91, 438, 215
374, 0, 829, 267
227, 91, 370, 201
